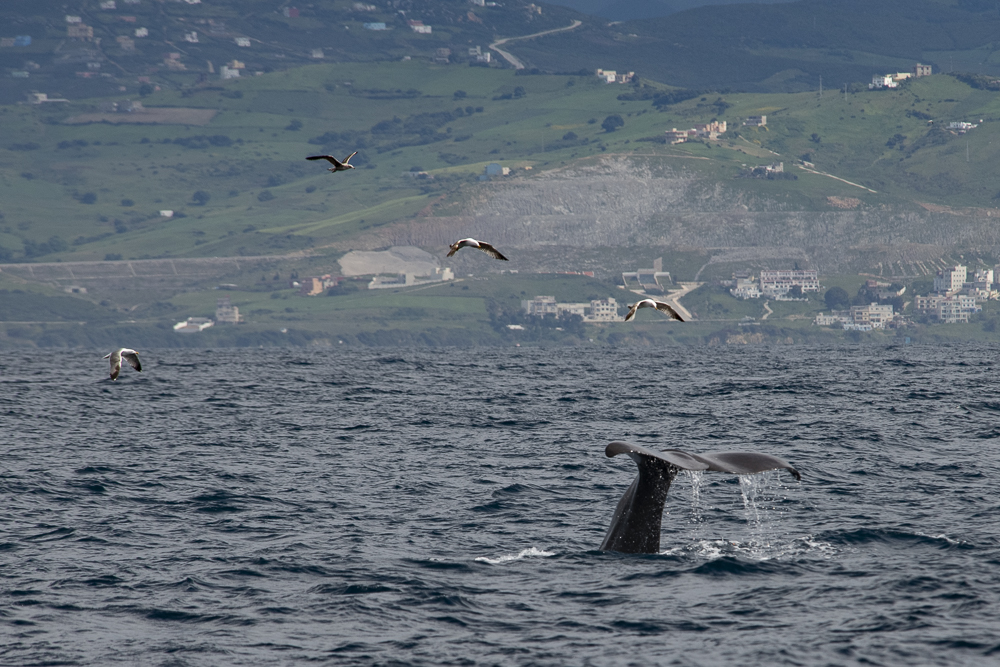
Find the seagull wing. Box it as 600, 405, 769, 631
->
655, 301, 684, 322
341, 151, 358, 165
624, 303, 639, 321
446, 242, 461, 257
306, 155, 340, 166
109, 358, 121, 381
477, 242, 508, 261
121, 349, 142, 372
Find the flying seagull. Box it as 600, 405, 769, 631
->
624, 299, 685, 322
306, 151, 358, 173
447, 238, 509, 261
104, 348, 142, 381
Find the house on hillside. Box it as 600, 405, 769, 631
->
744, 115, 766, 127
215, 297, 241, 323
596, 69, 635, 84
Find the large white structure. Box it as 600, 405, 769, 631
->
368, 267, 454, 289
622, 257, 671, 294
933, 265, 966, 294
215, 297, 240, 323
915, 293, 979, 323
759, 269, 820, 297
521, 296, 623, 322
850, 303, 894, 329
173, 317, 214, 332
731, 277, 762, 299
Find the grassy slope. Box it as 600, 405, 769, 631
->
6, 61, 1000, 266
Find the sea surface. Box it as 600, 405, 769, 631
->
2, 344, 1000, 666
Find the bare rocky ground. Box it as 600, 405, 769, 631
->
339, 156, 1000, 277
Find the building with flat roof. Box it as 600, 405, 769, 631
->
759, 269, 820, 297
934, 265, 966, 294
215, 297, 240, 323
850, 303, 894, 329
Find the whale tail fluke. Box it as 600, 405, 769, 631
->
601, 441, 800, 554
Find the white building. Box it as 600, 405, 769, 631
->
814, 311, 852, 326
974, 268, 994, 288
173, 317, 214, 332
520, 295, 623, 321
215, 297, 240, 323
184, 31, 198, 43
234, 37, 251, 47
595, 69, 635, 84
915, 293, 979, 322
934, 265, 966, 294
368, 267, 454, 289
220, 66, 240, 79
135, 27, 148, 37
869, 74, 898, 89
587, 298, 620, 322
759, 269, 820, 297
948, 121, 978, 133
731, 277, 762, 299
850, 302, 894, 329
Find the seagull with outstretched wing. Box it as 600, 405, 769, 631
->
624, 298, 684, 322
306, 151, 358, 173
447, 238, 508, 261
104, 348, 142, 381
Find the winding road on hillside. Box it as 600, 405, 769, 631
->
489, 19, 583, 70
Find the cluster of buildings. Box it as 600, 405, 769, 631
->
173, 298, 240, 333
665, 121, 727, 145
869, 63, 932, 89
913, 265, 990, 323
947, 121, 978, 134
815, 302, 896, 331
521, 296, 622, 322
814, 265, 992, 331
730, 269, 820, 300
595, 69, 635, 84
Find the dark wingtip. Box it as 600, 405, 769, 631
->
788, 467, 802, 481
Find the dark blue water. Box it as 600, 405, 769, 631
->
3, 345, 1000, 665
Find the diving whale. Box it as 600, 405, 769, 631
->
601, 441, 801, 554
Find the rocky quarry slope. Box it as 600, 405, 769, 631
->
342, 157, 1000, 277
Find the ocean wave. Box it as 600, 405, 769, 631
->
475, 547, 556, 565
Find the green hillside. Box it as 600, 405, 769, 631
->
5, 59, 1000, 264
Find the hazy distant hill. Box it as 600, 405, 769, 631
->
5, 0, 1000, 105
513, 0, 1000, 92
541, 0, 796, 21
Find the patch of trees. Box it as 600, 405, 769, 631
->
492, 86, 526, 101
23, 236, 69, 258
824, 287, 850, 310
949, 71, 1000, 91
650, 88, 711, 109
602, 115, 624, 133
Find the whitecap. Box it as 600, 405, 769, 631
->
475, 547, 555, 565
